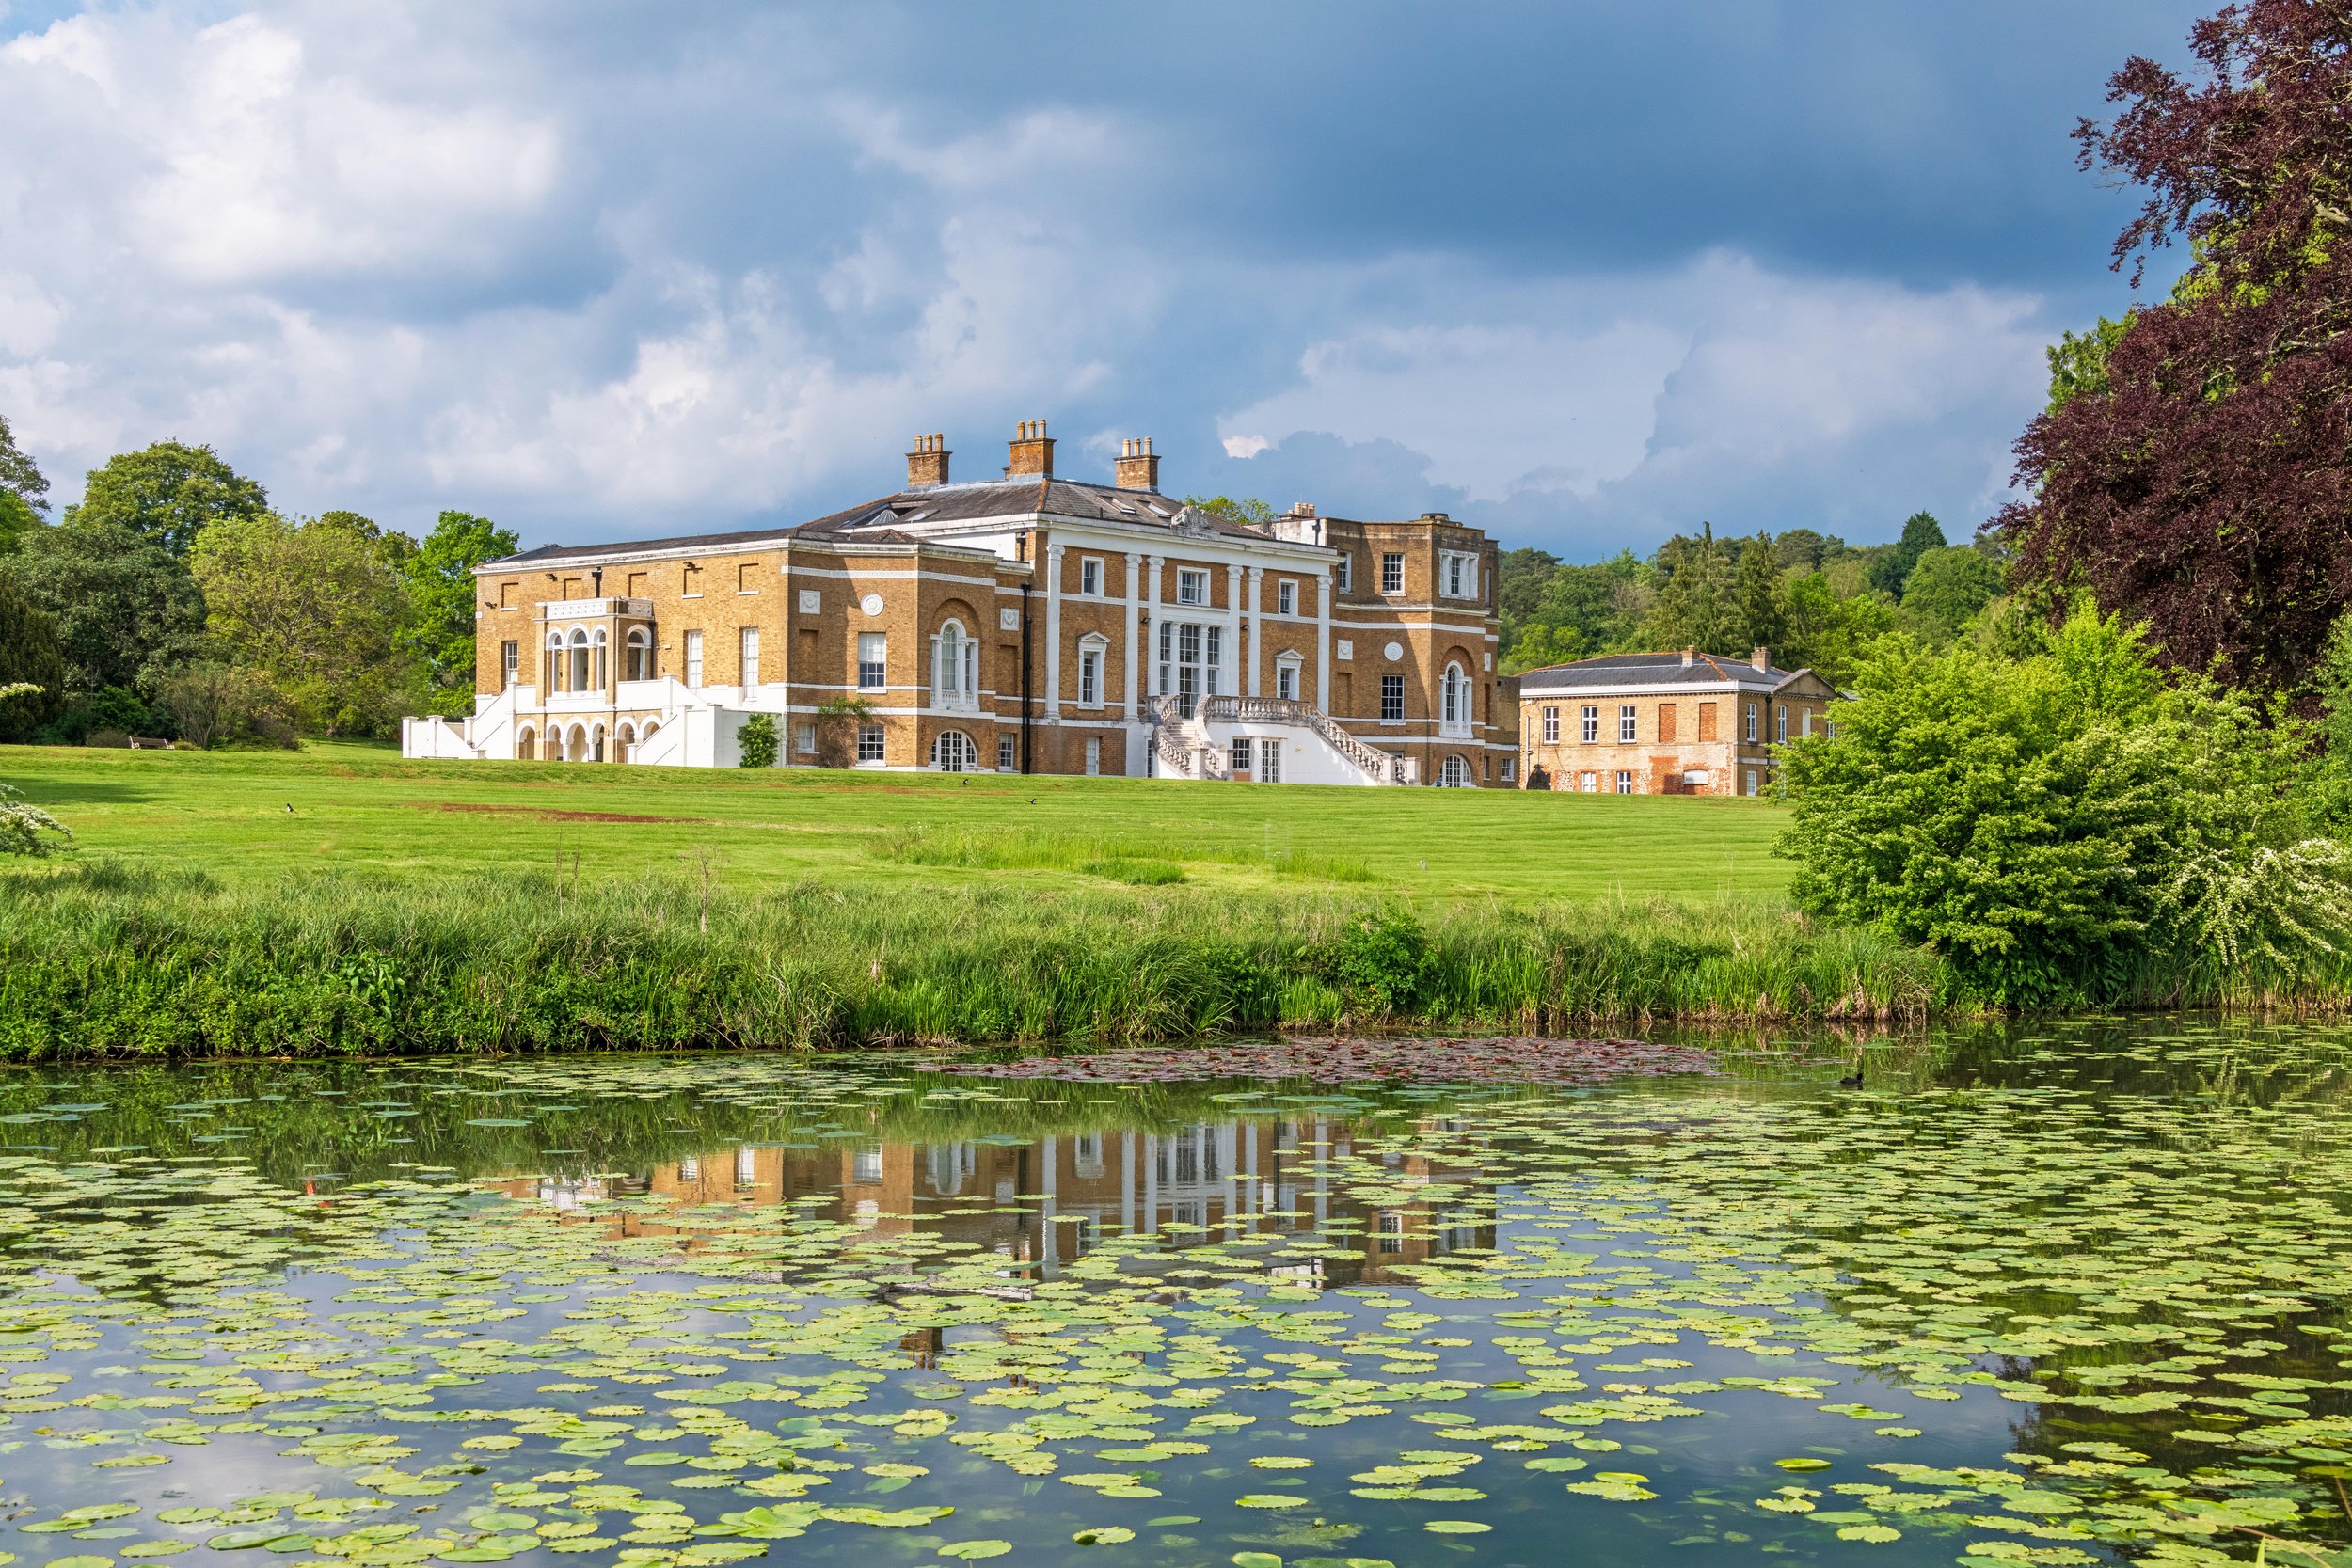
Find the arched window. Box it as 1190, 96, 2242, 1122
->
516, 726, 535, 761
568, 628, 591, 693
544, 630, 564, 692
591, 723, 606, 763
930, 731, 977, 772
931, 620, 977, 711
1439, 754, 1471, 788
1441, 662, 1468, 734
625, 626, 651, 682
591, 628, 609, 690
567, 723, 588, 762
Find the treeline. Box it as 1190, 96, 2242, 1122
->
0, 418, 513, 747
1497, 511, 2007, 687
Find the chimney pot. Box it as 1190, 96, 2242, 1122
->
1114, 434, 1161, 492
1008, 419, 1055, 478
906, 431, 951, 487
1682, 646, 1695, 668
1752, 645, 1770, 672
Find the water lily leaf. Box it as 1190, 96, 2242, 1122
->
936, 1543, 1010, 1560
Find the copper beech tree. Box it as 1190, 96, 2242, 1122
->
1999, 0, 2352, 692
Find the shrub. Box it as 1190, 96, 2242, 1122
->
738, 713, 779, 768
0, 782, 69, 857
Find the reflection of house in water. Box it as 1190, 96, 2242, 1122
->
502, 1117, 1493, 1287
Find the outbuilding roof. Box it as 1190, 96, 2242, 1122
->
1516, 651, 1811, 693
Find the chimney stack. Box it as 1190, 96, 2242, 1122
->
906, 432, 950, 487
1114, 436, 1160, 492
1007, 419, 1055, 478
1682, 646, 1695, 668
1752, 645, 1770, 672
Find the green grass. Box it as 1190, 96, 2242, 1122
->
0, 741, 1794, 908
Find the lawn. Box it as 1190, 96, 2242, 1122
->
0, 742, 1796, 907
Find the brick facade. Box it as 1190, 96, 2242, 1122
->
1515, 650, 1835, 797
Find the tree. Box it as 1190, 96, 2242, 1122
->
1897, 546, 2006, 645
67, 440, 269, 555
188, 512, 422, 736
0, 521, 207, 693
0, 412, 49, 556
2043, 315, 2132, 414
157, 661, 297, 751
1642, 524, 1734, 653
1772, 528, 1842, 574
403, 510, 518, 714
1865, 512, 1946, 598
1182, 495, 1276, 528
1775, 573, 1896, 689
738, 713, 780, 768
1501, 550, 1644, 673
1726, 533, 1786, 656
1998, 1, 2352, 691
0, 576, 67, 739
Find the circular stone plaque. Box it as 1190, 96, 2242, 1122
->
861, 594, 884, 617
1383, 641, 1405, 661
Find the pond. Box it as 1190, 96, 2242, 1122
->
1, 1021, 2348, 1568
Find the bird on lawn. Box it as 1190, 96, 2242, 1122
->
284, 802, 294, 815
1836, 1065, 1864, 1088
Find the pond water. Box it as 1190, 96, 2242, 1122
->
2, 1022, 2349, 1568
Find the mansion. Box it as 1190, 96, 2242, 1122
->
1515, 648, 1835, 796
403, 421, 1517, 786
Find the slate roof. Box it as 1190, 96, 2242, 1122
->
1516, 651, 1806, 691
485, 479, 1271, 568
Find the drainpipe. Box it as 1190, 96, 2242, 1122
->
1019, 582, 1033, 774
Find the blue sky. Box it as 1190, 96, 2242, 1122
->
0, 1, 2204, 557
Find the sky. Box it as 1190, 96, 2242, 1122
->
0, 0, 2209, 558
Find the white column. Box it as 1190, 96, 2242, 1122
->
1314, 569, 1332, 710
1040, 1135, 1057, 1274
1224, 564, 1243, 702
1044, 543, 1065, 722
1246, 566, 1263, 699
1122, 552, 1142, 719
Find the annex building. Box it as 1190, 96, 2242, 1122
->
402, 421, 1518, 786
1515, 648, 1834, 797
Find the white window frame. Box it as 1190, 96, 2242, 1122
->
1441, 550, 1477, 600
1615, 770, 1634, 795
1379, 673, 1406, 722
1077, 635, 1107, 707
1618, 703, 1637, 743
1440, 662, 1471, 739
930, 730, 977, 772
1277, 579, 1296, 615
739, 626, 759, 687
501, 640, 519, 690
1080, 557, 1102, 596
683, 630, 704, 689
1335, 556, 1352, 593
1542, 705, 1560, 744
1380, 552, 1405, 594
1259, 737, 1281, 784
1776, 704, 1788, 743
931, 621, 978, 712
1177, 568, 1209, 607
858, 631, 887, 691
1580, 770, 1597, 792
1229, 736, 1252, 775
1746, 702, 1759, 742
998, 735, 1018, 771
1275, 654, 1301, 702
795, 722, 816, 755
1580, 705, 1598, 743
857, 723, 885, 765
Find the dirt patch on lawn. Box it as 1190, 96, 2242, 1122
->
421, 802, 707, 825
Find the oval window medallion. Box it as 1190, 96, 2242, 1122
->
861, 594, 884, 617
1383, 641, 1405, 661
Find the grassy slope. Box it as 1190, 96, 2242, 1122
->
0, 742, 1795, 907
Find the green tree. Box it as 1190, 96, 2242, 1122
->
1865, 511, 1946, 598
738, 713, 780, 768
1897, 546, 2006, 645
1773, 574, 1895, 689
402, 510, 518, 714
66, 440, 269, 555
0, 412, 50, 556
0, 521, 208, 693
0, 575, 67, 739
1502, 551, 1644, 673
1181, 495, 1275, 528
2043, 315, 2131, 415
1726, 533, 1786, 657
1642, 524, 1734, 654
1772, 528, 1843, 574
189, 512, 422, 736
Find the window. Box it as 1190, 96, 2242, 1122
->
1745, 769, 1759, 797
856, 723, 885, 763
1080, 557, 1101, 595
1438, 753, 1470, 786
1440, 662, 1470, 736
1277, 579, 1296, 615
1746, 702, 1758, 742
1177, 569, 1208, 606
683, 630, 704, 689
1441, 551, 1477, 599
858, 632, 886, 690
1079, 645, 1103, 706
624, 626, 651, 681
1580, 770, 1597, 792
1802, 707, 1814, 737
998, 735, 1017, 770
1615, 770, 1634, 794
1377, 1212, 1404, 1254
1335, 555, 1353, 593
738, 563, 758, 594
1542, 705, 1559, 744
930, 731, 977, 771
1380, 552, 1404, 594
795, 722, 816, 755
739, 626, 759, 686
1581, 705, 1598, 743
500, 640, 518, 691
1259, 737, 1280, 784
1276, 657, 1299, 701
1501, 757, 1516, 783
1230, 736, 1252, 774
1159, 620, 1220, 717
1380, 673, 1406, 721
1618, 703, 1637, 743
851, 1148, 883, 1184
1085, 737, 1101, 776
1776, 704, 1788, 742
681, 564, 702, 597
932, 621, 977, 710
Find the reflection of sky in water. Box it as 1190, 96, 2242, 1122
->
2, 1025, 2348, 1567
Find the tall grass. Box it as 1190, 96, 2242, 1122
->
870, 824, 1377, 884
0, 859, 1954, 1060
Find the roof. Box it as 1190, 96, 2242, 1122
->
484, 478, 1279, 569
1515, 651, 1812, 692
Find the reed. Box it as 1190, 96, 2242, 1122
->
0, 858, 1957, 1060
